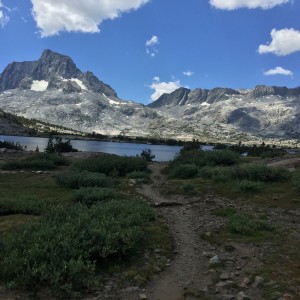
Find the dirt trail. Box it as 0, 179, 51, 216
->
137, 163, 215, 300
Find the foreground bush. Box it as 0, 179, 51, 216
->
1, 153, 69, 171
0, 200, 154, 296
73, 187, 117, 206
0, 197, 50, 216
74, 155, 149, 177
56, 170, 114, 189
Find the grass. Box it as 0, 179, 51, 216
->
0, 173, 72, 205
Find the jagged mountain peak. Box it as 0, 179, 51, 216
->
0, 50, 117, 98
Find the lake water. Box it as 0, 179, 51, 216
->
0, 135, 183, 162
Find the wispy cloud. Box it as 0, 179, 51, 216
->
210, 0, 290, 10
0, 1, 9, 27
264, 66, 293, 76
146, 35, 159, 47
146, 35, 159, 57
183, 71, 194, 77
258, 28, 300, 56
31, 0, 149, 37
149, 77, 181, 101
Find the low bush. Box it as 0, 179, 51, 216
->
292, 170, 300, 191
1, 153, 69, 171
171, 164, 198, 179
56, 170, 114, 189
74, 155, 148, 177
237, 180, 264, 193
233, 165, 290, 183
0, 200, 154, 296
0, 197, 50, 216
228, 213, 274, 235
73, 187, 117, 206
172, 150, 239, 168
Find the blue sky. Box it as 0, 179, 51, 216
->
0, 0, 299, 104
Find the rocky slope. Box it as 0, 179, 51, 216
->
0, 50, 299, 144
148, 86, 300, 141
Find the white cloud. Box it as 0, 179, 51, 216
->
183, 71, 194, 76
146, 35, 159, 47
258, 28, 300, 56
146, 35, 159, 56
0, 1, 9, 27
264, 66, 293, 76
149, 78, 181, 101
210, 0, 289, 10
31, 0, 149, 37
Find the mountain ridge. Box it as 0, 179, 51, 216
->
0, 50, 300, 144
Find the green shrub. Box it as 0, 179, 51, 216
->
56, 170, 114, 189
1, 159, 55, 171
233, 165, 291, 183
74, 155, 148, 177
45, 137, 78, 153
237, 180, 264, 192
292, 170, 300, 191
172, 150, 239, 168
0, 200, 154, 296
26, 153, 70, 166
0, 197, 50, 216
228, 213, 273, 235
1, 153, 69, 171
73, 187, 117, 206
139, 148, 155, 162
171, 164, 198, 179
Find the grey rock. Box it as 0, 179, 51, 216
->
209, 255, 220, 265
236, 291, 251, 300
252, 276, 264, 288
202, 251, 215, 258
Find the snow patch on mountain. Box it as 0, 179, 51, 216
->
31, 80, 48, 91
